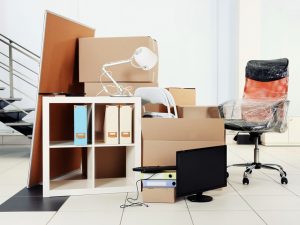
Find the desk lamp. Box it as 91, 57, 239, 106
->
100, 47, 158, 96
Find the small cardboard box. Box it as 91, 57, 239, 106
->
166, 87, 196, 106
141, 118, 225, 166
84, 82, 158, 96
142, 188, 176, 203
79, 36, 158, 83
177, 106, 220, 119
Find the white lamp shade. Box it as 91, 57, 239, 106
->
133, 47, 158, 70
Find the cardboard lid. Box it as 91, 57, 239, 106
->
142, 118, 224, 142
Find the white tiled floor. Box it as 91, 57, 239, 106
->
0, 143, 300, 225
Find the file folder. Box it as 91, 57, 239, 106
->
119, 105, 132, 144
104, 105, 119, 144
74, 105, 87, 146
140, 171, 176, 180
142, 180, 176, 188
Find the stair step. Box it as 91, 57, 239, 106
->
5, 121, 33, 126
0, 108, 35, 123
0, 98, 22, 109
5, 121, 33, 136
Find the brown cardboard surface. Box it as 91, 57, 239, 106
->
141, 118, 225, 166
28, 11, 95, 187
177, 106, 220, 119
166, 87, 196, 106
79, 37, 158, 83
84, 82, 158, 96
142, 188, 175, 203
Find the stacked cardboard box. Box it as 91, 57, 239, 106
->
78, 36, 225, 203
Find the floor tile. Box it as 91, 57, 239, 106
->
0, 212, 55, 225
187, 195, 251, 211
190, 210, 265, 225
59, 193, 126, 212
266, 174, 300, 195
228, 168, 293, 196
121, 210, 192, 225
0, 196, 69, 212
257, 210, 300, 225
243, 195, 300, 211
0, 184, 24, 197
48, 211, 122, 225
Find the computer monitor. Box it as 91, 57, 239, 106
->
176, 145, 227, 202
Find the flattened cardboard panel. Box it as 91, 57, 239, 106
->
95, 147, 126, 179
28, 11, 94, 187
79, 37, 158, 83
142, 141, 224, 166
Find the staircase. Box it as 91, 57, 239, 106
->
0, 34, 40, 139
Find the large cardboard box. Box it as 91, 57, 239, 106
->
142, 118, 225, 166
177, 106, 220, 119
84, 82, 158, 96
79, 36, 158, 83
166, 87, 196, 106
142, 188, 176, 203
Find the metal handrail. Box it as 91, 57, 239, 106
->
0, 39, 40, 63
0, 34, 39, 59
0, 64, 37, 88
0, 79, 35, 102
0, 52, 39, 75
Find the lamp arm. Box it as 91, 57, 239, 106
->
102, 59, 132, 95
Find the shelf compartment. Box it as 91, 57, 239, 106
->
94, 177, 135, 189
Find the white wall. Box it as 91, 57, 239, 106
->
0, 0, 238, 132
238, 0, 300, 116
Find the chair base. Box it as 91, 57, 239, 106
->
227, 133, 288, 185
227, 162, 288, 185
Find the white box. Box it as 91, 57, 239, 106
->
104, 105, 119, 144
119, 105, 132, 144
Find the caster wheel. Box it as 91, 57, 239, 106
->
281, 177, 288, 184
226, 172, 229, 178
280, 171, 287, 177
249, 170, 252, 174
243, 177, 249, 185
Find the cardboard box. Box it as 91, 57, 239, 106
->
166, 87, 196, 106
177, 106, 220, 119
142, 188, 176, 203
79, 36, 158, 83
142, 118, 224, 166
84, 82, 158, 96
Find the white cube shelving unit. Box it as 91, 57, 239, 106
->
42, 96, 141, 197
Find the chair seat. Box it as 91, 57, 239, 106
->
225, 119, 271, 131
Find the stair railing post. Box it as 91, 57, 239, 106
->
8, 40, 14, 98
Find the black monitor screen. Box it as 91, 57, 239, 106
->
176, 145, 227, 197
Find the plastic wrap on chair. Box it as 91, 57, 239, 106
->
219, 99, 289, 132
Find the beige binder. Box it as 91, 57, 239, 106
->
104, 105, 119, 144
119, 105, 133, 144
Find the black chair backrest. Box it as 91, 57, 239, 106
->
246, 58, 289, 82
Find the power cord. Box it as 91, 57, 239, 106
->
120, 173, 157, 208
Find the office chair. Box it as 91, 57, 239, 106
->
134, 87, 178, 118
219, 58, 289, 185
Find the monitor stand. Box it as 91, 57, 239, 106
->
187, 193, 213, 202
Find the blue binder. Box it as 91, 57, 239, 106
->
74, 105, 87, 146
